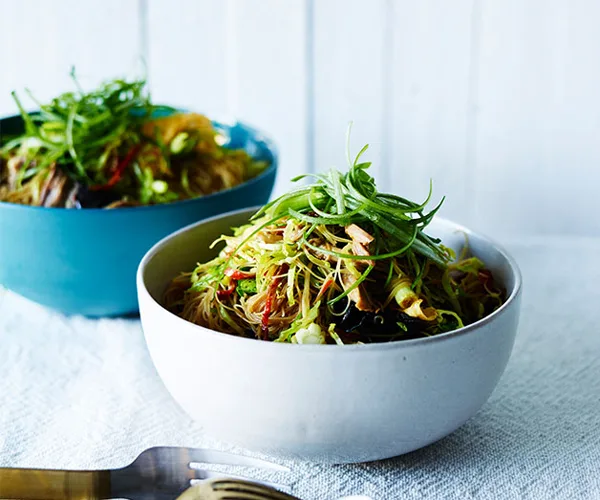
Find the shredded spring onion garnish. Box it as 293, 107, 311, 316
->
164, 129, 505, 344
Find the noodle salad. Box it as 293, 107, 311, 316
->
165, 135, 505, 344
0, 71, 268, 208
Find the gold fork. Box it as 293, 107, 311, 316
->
0, 446, 288, 499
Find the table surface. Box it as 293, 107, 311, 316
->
1, 236, 599, 500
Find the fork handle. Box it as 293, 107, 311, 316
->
0, 468, 111, 499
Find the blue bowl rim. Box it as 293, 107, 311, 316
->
0, 114, 278, 214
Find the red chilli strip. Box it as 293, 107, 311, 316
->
260, 264, 289, 340
315, 277, 334, 302
216, 281, 237, 300
91, 145, 142, 191
224, 268, 256, 280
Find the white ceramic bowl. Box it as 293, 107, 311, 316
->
137, 207, 522, 464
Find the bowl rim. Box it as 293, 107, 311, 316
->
137, 206, 523, 351
0, 114, 278, 214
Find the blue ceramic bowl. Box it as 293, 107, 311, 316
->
0, 113, 277, 316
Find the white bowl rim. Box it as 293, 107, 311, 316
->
137, 205, 523, 351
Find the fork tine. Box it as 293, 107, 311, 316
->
184, 448, 289, 471
191, 472, 290, 494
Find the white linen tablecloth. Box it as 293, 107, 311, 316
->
1, 236, 599, 500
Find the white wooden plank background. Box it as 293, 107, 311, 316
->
223, 0, 308, 197
390, 0, 476, 228
1, 0, 598, 238
474, 0, 600, 238
146, 0, 229, 117
313, 0, 389, 185
0, 0, 142, 112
